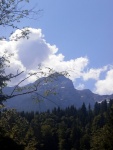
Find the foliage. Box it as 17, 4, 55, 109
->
0, 99, 113, 150
0, 0, 41, 39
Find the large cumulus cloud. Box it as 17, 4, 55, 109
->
9, 28, 58, 69
94, 68, 113, 95
0, 28, 113, 95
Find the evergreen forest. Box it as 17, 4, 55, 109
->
0, 99, 113, 150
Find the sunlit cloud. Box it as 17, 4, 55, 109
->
76, 84, 85, 90
94, 68, 113, 95
83, 66, 108, 81
0, 28, 112, 95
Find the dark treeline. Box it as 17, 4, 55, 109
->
0, 99, 113, 150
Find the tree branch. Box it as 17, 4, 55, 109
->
33, 92, 59, 107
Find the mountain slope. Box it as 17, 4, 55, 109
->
3, 74, 113, 112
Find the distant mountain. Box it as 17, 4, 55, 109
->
3, 73, 113, 112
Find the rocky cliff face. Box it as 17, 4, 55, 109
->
3, 74, 113, 112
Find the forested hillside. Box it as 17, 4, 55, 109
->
0, 99, 113, 150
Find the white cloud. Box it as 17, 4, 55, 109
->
94, 68, 113, 95
10, 28, 58, 69
0, 28, 89, 86
76, 84, 85, 90
43, 56, 89, 81
83, 66, 108, 81
0, 27, 113, 95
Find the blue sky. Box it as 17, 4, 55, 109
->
29, 0, 113, 66
0, 0, 113, 95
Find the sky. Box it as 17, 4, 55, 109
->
0, 0, 113, 95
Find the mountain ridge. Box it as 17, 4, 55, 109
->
3, 74, 113, 112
